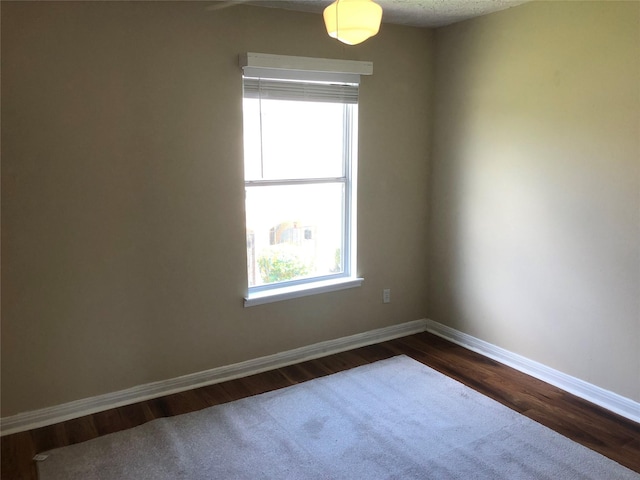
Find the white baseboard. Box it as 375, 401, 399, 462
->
426, 319, 640, 424
0, 319, 428, 436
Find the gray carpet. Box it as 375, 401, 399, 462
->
37, 355, 639, 479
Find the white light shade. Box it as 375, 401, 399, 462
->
323, 0, 383, 46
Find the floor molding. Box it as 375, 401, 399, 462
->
426, 319, 640, 424
0, 319, 428, 436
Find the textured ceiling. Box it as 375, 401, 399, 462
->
228, 0, 530, 28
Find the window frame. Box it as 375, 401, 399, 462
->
240, 53, 371, 307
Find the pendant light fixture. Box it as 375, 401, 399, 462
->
323, 0, 383, 46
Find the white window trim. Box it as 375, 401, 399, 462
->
239, 52, 373, 83
240, 53, 371, 307
244, 277, 364, 307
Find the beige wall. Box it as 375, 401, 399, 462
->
3, 0, 638, 419
429, 1, 640, 401
1, 2, 434, 416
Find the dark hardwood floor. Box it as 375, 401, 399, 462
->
2, 332, 639, 479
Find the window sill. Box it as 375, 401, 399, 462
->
244, 277, 364, 307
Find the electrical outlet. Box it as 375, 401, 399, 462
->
383, 288, 391, 303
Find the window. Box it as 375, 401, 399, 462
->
240, 53, 371, 306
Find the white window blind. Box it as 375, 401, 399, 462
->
242, 78, 359, 104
